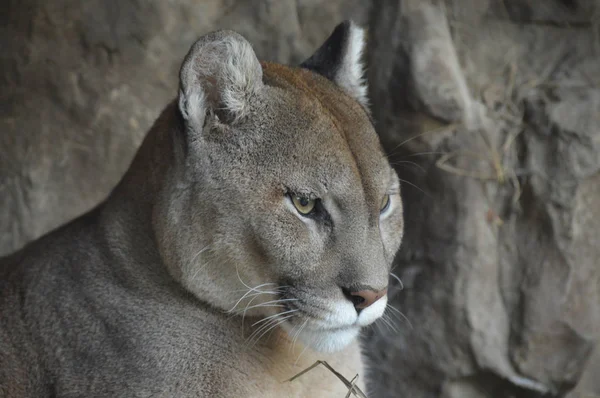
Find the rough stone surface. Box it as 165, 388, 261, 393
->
367, 0, 600, 397
1, 1, 599, 397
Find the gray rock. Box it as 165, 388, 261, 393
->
367, 0, 600, 397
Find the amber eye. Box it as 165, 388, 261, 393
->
380, 194, 391, 213
291, 195, 316, 215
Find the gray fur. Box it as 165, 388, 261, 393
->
0, 21, 403, 397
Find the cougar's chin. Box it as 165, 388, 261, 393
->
279, 298, 387, 353
281, 321, 361, 353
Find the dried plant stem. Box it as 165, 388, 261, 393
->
284, 360, 369, 398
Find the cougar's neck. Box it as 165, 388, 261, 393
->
98, 101, 187, 274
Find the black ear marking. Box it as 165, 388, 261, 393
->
301, 20, 352, 81
300, 20, 368, 107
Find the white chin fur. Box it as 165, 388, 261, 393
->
280, 295, 388, 353
289, 325, 361, 353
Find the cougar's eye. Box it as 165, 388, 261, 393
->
380, 194, 391, 213
291, 195, 316, 215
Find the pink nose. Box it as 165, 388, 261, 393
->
347, 288, 387, 310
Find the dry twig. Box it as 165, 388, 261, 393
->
284, 360, 369, 398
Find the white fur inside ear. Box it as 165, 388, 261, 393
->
335, 23, 368, 107
179, 32, 263, 130
179, 89, 206, 131
218, 37, 262, 120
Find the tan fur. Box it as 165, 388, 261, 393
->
0, 21, 402, 397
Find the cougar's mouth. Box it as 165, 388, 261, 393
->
275, 286, 387, 353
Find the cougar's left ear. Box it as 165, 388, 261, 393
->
301, 20, 368, 107
178, 30, 263, 131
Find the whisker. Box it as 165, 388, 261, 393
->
241, 289, 283, 298
386, 304, 413, 330
262, 317, 291, 342
406, 151, 446, 157
189, 245, 212, 281
246, 316, 280, 342
239, 292, 266, 331
385, 318, 400, 334
247, 315, 294, 348
287, 321, 301, 354
229, 286, 287, 294
292, 319, 309, 354
386, 124, 458, 157
237, 287, 290, 331
188, 245, 211, 267
388, 160, 427, 173
377, 316, 392, 333
387, 133, 430, 156
379, 314, 399, 334
398, 178, 428, 197
246, 322, 276, 347
237, 296, 297, 331
294, 338, 311, 366
252, 309, 298, 327
240, 303, 287, 311
389, 272, 404, 290
386, 313, 402, 333
231, 266, 294, 330
226, 282, 278, 313
373, 319, 385, 334
234, 267, 286, 297
235, 298, 299, 315
235, 266, 264, 293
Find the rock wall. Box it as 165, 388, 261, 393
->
366, 0, 600, 397
1, 1, 599, 397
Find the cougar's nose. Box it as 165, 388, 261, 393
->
342, 287, 388, 311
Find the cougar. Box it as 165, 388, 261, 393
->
0, 21, 404, 397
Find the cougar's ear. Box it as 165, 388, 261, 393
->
301, 20, 368, 107
178, 30, 263, 130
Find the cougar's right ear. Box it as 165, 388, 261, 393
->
301, 21, 368, 108
178, 30, 263, 131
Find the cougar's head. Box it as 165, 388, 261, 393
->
156, 21, 404, 353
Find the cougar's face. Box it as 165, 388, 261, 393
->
171, 22, 404, 353
191, 67, 404, 353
